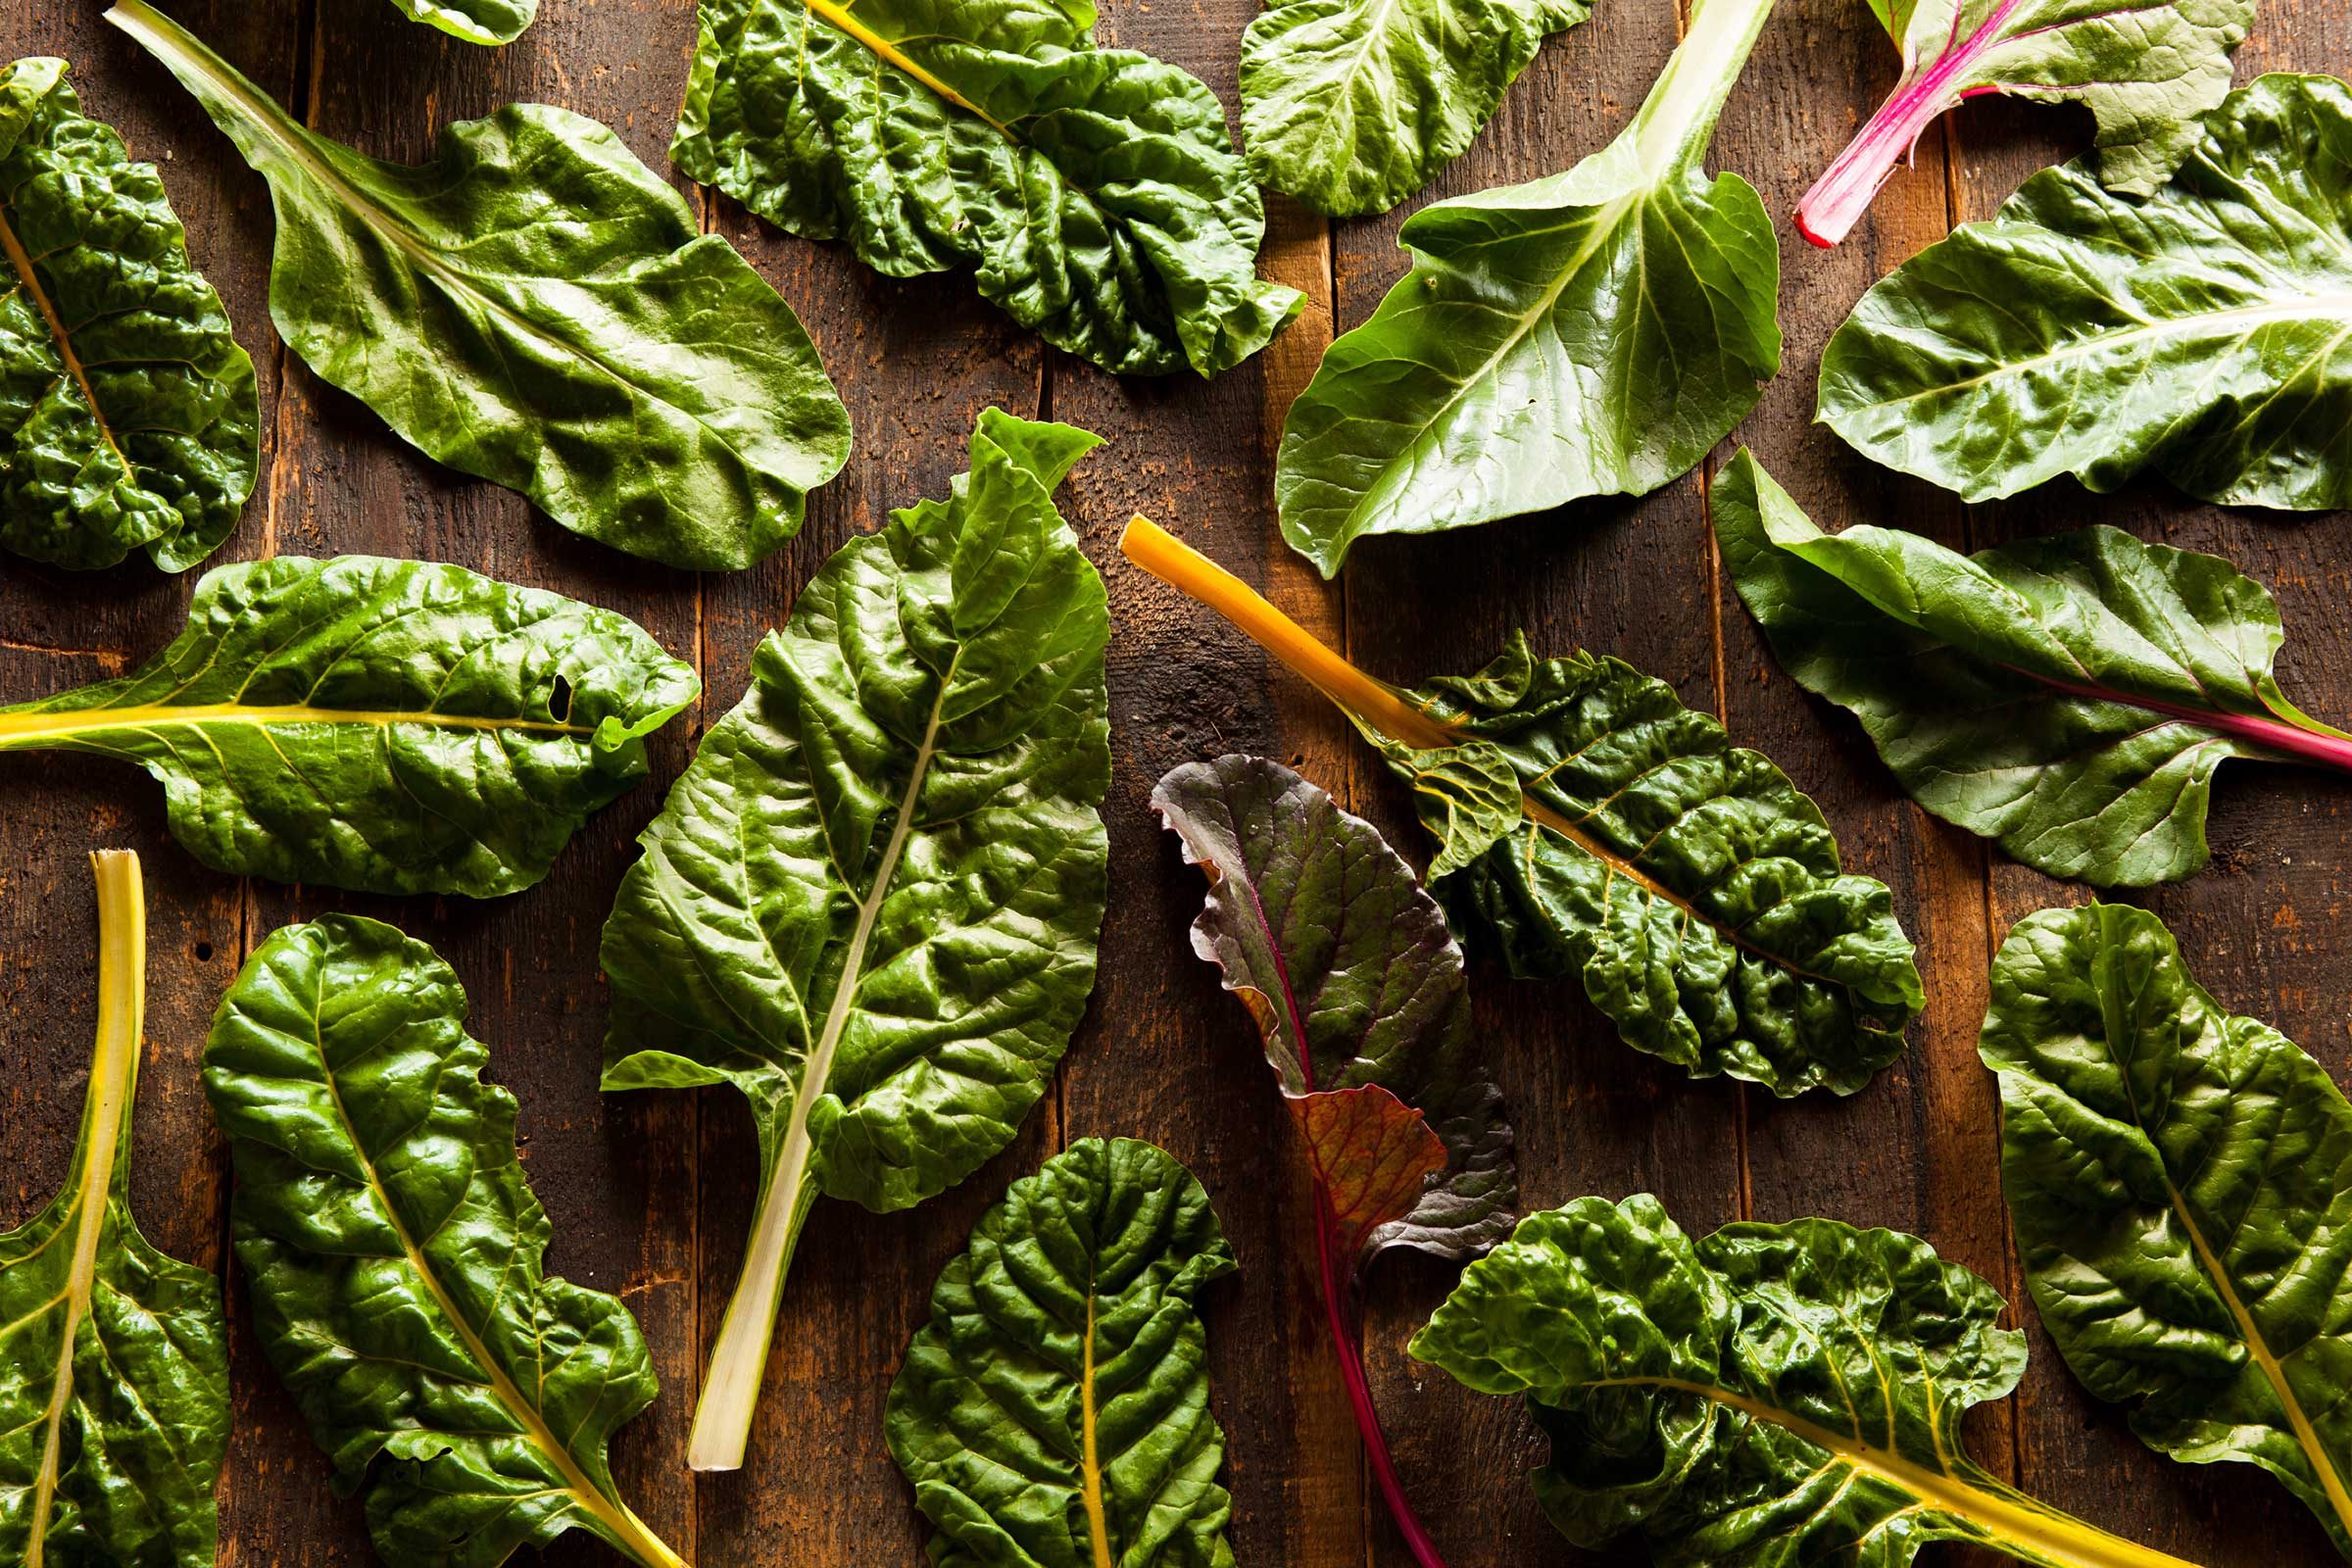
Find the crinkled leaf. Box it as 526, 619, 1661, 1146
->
390, 0, 535, 45
886, 1138, 1237, 1568
672, 0, 1300, 377
1983, 903, 2352, 1555
1273, 0, 1779, 576
1373, 736, 1521, 879
1413, 1196, 2191, 1568
1240, 0, 1591, 218
1715, 449, 2352, 887
1817, 74, 2352, 509
111, 0, 851, 570
0, 554, 698, 898
0, 56, 255, 572
602, 408, 1111, 1469
204, 915, 686, 1568
0, 853, 227, 1568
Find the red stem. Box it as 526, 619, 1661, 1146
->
2032, 673, 2352, 773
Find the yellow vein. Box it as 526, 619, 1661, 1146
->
805, 0, 1013, 136
0, 203, 129, 479
0, 703, 589, 746
1080, 1288, 1113, 1568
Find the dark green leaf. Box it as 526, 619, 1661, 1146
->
1817, 74, 2352, 509
1273, 0, 1780, 576
1714, 448, 2352, 887
111, 0, 851, 570
390, 0, 535, 45
0, 56, 255, 572
0, 554, 698, 898
602, 409, 1111, 1470
886, 1138, 1237, 1568
671, 0, 1301, 377
1983, 903, 2352, 1555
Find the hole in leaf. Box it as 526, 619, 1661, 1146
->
550, 675, 573, 724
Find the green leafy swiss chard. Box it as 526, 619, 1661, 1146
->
0, 56, 256, 572
391, 0, 535, 45
1817, 74, 2352, 509
670, 0, 1301, 377
206, 915, 688, 1568
0, 852, 228, 1568
1413, 1195, 2201, 1568
1714, 449, 2352, 887
110, 0, 851, 571
602, 409, 1111, 1472
1984, 903, 2352, 1555
886, 1138, 1237, 1568
1124, 517, 1923, 1099
1239, 0, 1591, 218
0, 554, 698, 898
1273, 0, 1780, 576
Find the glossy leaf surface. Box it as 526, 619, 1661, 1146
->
886, 1138, 1238, 1568
0, 56, 255, 572
1240, 0, 1590, 218
1715, 450, 2352, 887
602, 409, 1111, 1470
1818, 74, 2352, 509
0, 555, 697, 898
112, 0, 851, 570
204, 915, 687, 1568
671, 0, 1300, 376
1273, 0, 1780, 575
390, 0, 535, 45
0, 853, 228, 1568
1984, 903, 2352, 1554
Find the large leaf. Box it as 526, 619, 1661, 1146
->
1983, 903, 2352, 1555
1413, 1196, 2201, 1568
1272, 0, 1780, 576
886, 1138, 1238, 1568
390, 0, 535, 45
1817, 74, 2352, 509
670, 0, 1301, 377
1795, 0, 2254, 245
0, 852, 228, 1568
110, 0, 851, 571
602, 408, 1112, 1471
1714, 449, 2352, 887
0, 554, 698, 898
0, 56, 255, 572
205, 916, 688, 1568
1239, 0, 1591, 218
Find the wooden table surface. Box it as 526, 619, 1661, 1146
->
1, 0, 2345, 1563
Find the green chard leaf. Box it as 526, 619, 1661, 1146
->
109, 0, 851, 571
1273, 0, 1781, 576
390, 0, 535, 45
1714, 450, 2352, 887
0, 554, 698, 898
1983, 903, 2352, 1554
886, 1139, 1238, 1568
1796, 0, 2255, 245
0, 56, 256, 572
1239, 0, 1592, 218
1817, 74, 2352, 509
1413, 1196, 2202, 1568
205, 916, 688, 1568
0, 852, 229, 1568
1123, 518, 1923, 1098
671, 0, 1301, 377
602, 409, 1111, 1471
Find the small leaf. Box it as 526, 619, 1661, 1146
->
1288, 1085, 1450, 1264
389, 0, 536, 44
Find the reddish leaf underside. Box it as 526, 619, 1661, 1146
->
1289, 1084, 1450, 1266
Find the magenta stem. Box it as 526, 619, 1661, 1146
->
2034, 674, 2352, 773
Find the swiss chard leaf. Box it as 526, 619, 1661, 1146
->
885, 1138, 1238, 1568
0, 554, 698, 898
602, 408, 1111, 1472
0, 852, 228, 1568
0, 56, 256, 572
1714, 449, 2352, 887
111, 0, 852, 571
390, 0, 535, 45
1413, 1196, 2201, 1568
1816, 74, 2352, 509
205, 915, 688, 1568
1123, 518, 1923, 1098
1272, 0, 1780, 576
1796, 0, 2255, 245
1983, 903, 2352, 1555
1239, 0, 1591, 218
670, 0, 1301, 377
